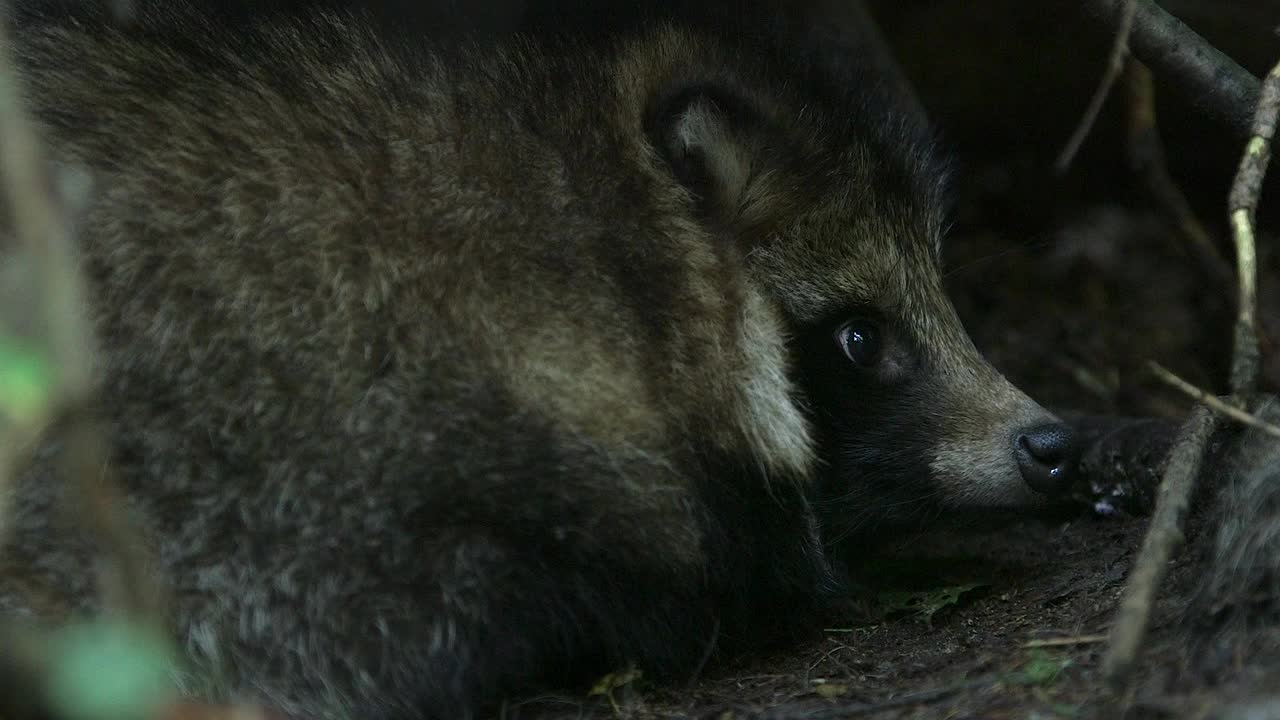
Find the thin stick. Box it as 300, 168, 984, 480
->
1148, 362, 1280, 440
1056, 0, 1138, 173
759, 675, 995, 720
1023, 635, 1108, 649
1125, 59, 1275, 358
1102, 405, 1217, 686
1226, 60, 1280, 396
0, 11, 163, 623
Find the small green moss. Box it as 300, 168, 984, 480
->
875, 582, 989, 625
1011, 649, 1072, 687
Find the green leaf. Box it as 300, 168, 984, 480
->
0, 337, 54, 424
875, 582, 989, 625
1011, 649, 1073, 687
45, 620, 178, 720
588, 666, 642, 697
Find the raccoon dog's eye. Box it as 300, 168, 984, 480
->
835, 318, 882, 367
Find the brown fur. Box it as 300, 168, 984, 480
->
1, 5, 1067, 718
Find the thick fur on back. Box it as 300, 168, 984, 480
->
1185, 401, 1280, 682
0, 4, 1059, 719
2, 9, 841, 719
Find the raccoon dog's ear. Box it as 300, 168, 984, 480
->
648, 85, 785, 235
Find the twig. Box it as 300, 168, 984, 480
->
1102, 405, 1217, 686
1125, 59, 1235, 291
1080, 0, 1261, 140
1226, 60, 1280, 396
1023, 634, 1108, 649
759, 675, 995, 720
1148, 362, 1280, 440
1057, 0, 1138, 173
1126, 57, 1276, 361
1102, 55, 1280, 691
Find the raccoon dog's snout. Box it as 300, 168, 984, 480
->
1014, 422, 1077, 495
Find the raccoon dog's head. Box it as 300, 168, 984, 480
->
639, 27, 1077, 541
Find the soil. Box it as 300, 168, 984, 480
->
509, 519, 1170, 720
495, 3, 1280, 717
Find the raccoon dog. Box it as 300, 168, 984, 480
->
0, 4, 1078, 718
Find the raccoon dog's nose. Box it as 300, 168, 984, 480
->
1015, 423, 1077, 494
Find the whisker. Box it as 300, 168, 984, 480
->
941, 236, 1062, 280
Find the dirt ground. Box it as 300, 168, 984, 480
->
493, 3, 1280, 717
505, 510, 1280, 720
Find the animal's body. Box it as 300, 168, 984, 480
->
0, 4, 1076, 718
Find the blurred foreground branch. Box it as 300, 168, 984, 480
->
0, 0, 160, 625
0, 6, 180, 720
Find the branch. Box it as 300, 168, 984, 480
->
1226, 59, 1280, 396
1081, 0, 1261, 140
1102, 404, 1217, 686
1148, 362, 1280, 440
